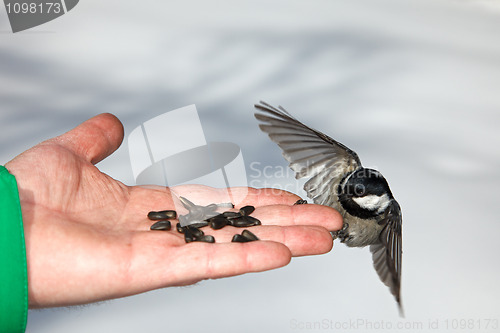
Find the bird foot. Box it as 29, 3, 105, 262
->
294, 199, 308, 205
332, 223, 350, 242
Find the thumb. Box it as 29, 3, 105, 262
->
53, 113, 124, 164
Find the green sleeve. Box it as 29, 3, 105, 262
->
0, 166, 28, 333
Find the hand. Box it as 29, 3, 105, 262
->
5, 113, 342, 308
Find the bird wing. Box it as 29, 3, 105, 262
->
254, 101, 361, 206
370, 199, 403, 314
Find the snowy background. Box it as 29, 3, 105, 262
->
1, 0, 500, 332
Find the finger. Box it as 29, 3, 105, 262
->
170, 185, 302, 207
52, 113, 124, 164
127, 232, 292, 292
186, 225, 333, 256
253, 204, 343, 231
244, 225, 334, 256
138, 214, 334, 256
140, 222, 333, 257
159, 241, 292, 284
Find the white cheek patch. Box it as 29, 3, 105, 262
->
352, 194, 391, 214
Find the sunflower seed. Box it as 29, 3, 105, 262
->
241, 229, 259, 241
243, 215, 261, 226
185, 225, 204, 238
230, 217, 252, 227
231, 217, 252, 227
294, 199, 308, 205
208, 216, 229, 230
222, 211, 242, 219
176, 222, 186, 233
150, 220, 172, 231
239, 205, 255, 216
148, 210, 177, 220
186, 220, 209, 228
231, 234, 251, 243
231, 216, 261, 227
184, 228, 195, 243
196, 235, 215, 243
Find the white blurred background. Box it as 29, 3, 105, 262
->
1, 0, 500, 332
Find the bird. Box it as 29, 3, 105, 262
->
254, 101, 403, 314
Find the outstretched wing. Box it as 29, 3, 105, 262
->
370, 200, 403, 314
254, 101, 361, 206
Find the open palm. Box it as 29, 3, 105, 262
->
5, 113, 342, 308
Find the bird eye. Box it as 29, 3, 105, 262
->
354, 184, 365, 196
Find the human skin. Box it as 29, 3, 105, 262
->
5, 113, 342, 308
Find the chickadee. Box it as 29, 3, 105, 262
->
254, 101, 402, 313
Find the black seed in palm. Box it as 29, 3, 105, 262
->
222, 211, 242, 219
231, 216, 261, 227
176, 222, 186, 234
186, 225, 204, 238
239, 205, 255, 216
150, 220, 172, 231
186, 220, 209, 228
197, 235, 215, 243
148, 210, 177, 220
209, 216, 229, 230
231, 234, 251, 243
241, 229, 259, 241
184, 229, 195, 243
